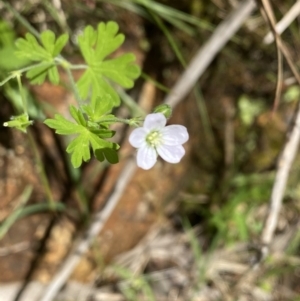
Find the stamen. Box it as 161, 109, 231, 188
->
146, 131, 162, 147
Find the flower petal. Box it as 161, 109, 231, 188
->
157, 144, 185, 163
143, 113, 166, 131
137, 145, 157, 170
161, 125, 189, 145
129, 128, 147, 148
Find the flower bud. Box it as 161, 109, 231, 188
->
153, 104, 172, 119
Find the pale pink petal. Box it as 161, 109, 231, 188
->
157, 144, 185, 163
143, 113, 166, 131
129, 128, 147, 148
161, 125, 189, 145
137, 145, 157, 170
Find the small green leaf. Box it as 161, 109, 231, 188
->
76, 69, 120, 106
53, 33, 69, 56
100, 53, 141, 88
44, 114, 82, 135
95, 147, 119, 164
95, 21, 125, 61
90, 128, 116, 138
77, 26, 97, 64
15, 33, 50, 61
82, 94, 116, 122
26, 64, 50, 84
94, 149, 105, 162
69, 105, 87, 126
48, 66, 60, 84
41, 30, 56, 53
93, 94, 114, 116
103, 148, 119, 164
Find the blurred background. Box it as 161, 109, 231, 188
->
1, 0, 300, 300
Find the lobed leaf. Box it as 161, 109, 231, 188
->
15, 30, 69, 85
76, 21, 141, 105
95, 147, 119, 164
53, 33, 69, 56
41, 30, 56, 54
76, 68, 120, 106
44, 106, 119, 168
95, 21, 125, 61
15, 33, 50, 61
69, 105, 87, 126
44, 114, 82, 135
100, 53, 141, 88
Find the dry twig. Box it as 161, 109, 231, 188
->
257, 0, 300, 258
264, 0, 300, 44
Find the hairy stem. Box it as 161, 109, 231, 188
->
28, 131, 56, 210
16, 74, 27, 114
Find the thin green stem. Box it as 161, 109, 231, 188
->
16, 74, 27, 114
149, 9, 186, 67
69, 64, 88, 70
117, 87, 146, 117
17, 61, 54, 74
95, 117, 141, 126
0, 186, 32, 240
141, 72, 170, 93
0, 62, 55, 87
2, 1, 40, 39
28, 131, 56, 210
64, 66, 82, 107
0, 73, 15, 86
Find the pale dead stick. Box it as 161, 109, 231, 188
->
39, 1, 257, 300
259, 0, 300, 253
264, 0, 300, 44
164, 0, 256, 107
261, 107, 300, 247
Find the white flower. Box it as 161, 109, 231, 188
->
129, 113, 189, 170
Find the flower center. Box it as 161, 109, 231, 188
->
146, 130, 162, 147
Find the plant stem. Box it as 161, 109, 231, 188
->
28, 131, 56, 210
17, 62, 54, 73
16, 74, 27, 114
2, 1, 40, 39
0, 62, 55, 87
64, 66, 82, 107
0, 73, 15, 86
69, 64, 88, 70
95, 117, 141, 126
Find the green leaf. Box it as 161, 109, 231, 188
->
0, 20, 16, 46
15, 30, 69, 85
44, 106, 119, 168
41, 30, 56, 53
82, 94, 116, 122
53, 33, 69, 56
100, 53, 141, 87
44, 114, 82, 135
48, 65, 60, 84
77, 69, 120, 106
95, 21, 125, 61
69, 105, 87, 126
0, 45, 30, 71
15, 33, 50, 61
77, 21, 141, 105
95, 147, 119, 164
26, 64, 52, 84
